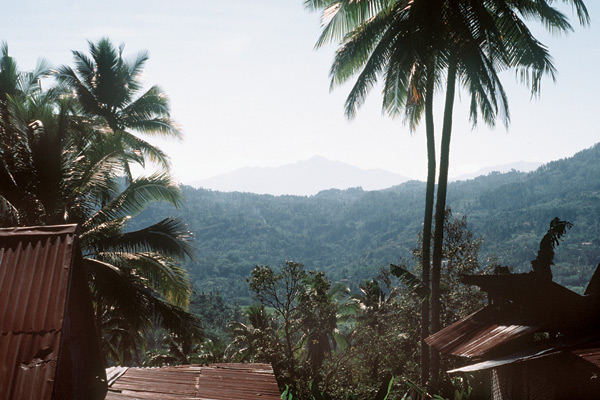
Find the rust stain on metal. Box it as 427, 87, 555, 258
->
106, 363, 281, 399
425, 307, 539, 358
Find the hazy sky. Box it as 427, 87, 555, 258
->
4, 1, 599, 183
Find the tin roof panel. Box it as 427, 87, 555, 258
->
105, 363, 281, 400
425, 307, 540, 358
572, 346, 600, 368
447, 347, 562, 373
0, 224, 78, 400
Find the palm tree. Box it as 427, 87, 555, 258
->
308, 0, 589, 388
305, 0, 443, 385
54, 38, 180, 172
298, 272, 357, 381
0, 48, 200, 364
353, 278, 400, 381
226, 305, 277, 363
428, 0, 589, 385
0, 43, 53, 225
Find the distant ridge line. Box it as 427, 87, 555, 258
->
188, 156, 543, 196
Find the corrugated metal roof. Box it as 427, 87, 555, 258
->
0, 224, 79, 400
572, 346, 600, 368
447, 340, 600, 373
425, 307, 540, 358
447, 347, 562, 373
105, 363, 281, 400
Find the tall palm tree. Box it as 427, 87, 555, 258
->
308, 0, 589, 387
305, 0, 443, 385
0, 48, 200, 364
428, 0, 589, 386
54, 38, 180, 172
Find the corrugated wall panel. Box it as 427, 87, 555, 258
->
0, 225, 77, 400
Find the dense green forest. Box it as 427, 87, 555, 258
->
131, 143, 600, 302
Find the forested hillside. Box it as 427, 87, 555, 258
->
132, 143, 600, 302
450, 145, 600, 291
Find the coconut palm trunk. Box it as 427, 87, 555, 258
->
430, 55, 457, 389
420, 70, 435, 388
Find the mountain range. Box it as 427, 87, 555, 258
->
190, 156, 410, 196
133, 143, 600, 303
190, 156, 541, 196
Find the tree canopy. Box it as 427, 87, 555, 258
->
0, 39, 199, 365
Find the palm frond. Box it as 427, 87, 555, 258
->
329, 7, 395, 87
313, 0, 398, 48
53, 65, 101, 115
496, 6, 557, 95
0, 42, 20, 101
93, 251, 191, 308
127, 117, 181, 138
83, 171, 182, 229
390, 263, 429, 300
86, 217, 194, 260
18, 58, 52, 96
336, 16, 405, 118
85, 257, 201, 354
120, 85, 170, 120
115, 129, 172, 168
124, 50, 150, 94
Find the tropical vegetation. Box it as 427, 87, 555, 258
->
222, 211, 486, 399
0, 39, 200, 365
306, 0, 589, 388
0, 0, 592, 395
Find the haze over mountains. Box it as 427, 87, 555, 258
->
190, 156, 409, 196
190, 156, 541, 196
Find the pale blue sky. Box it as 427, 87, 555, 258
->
3, 1, 599, 183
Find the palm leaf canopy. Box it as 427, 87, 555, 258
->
310, 0, 587, 129
54, 38, 180, 138
0, 47, 199, 363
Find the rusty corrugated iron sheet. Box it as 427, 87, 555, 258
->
448, 347, 563, 373
0, 224, 106, 400
572, 346, 600, 368
425, 307, 540, 358
196, 363, 281, 400
105, 363, 281, 400
0, 225, 78, 400
448, 337, 600, 373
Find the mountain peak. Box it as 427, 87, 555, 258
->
189, 157, 409, 196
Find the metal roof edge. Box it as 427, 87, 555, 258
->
447, 348, 562, 373
0, 224, 79, 237
106, 366, 129, 387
